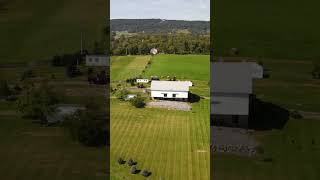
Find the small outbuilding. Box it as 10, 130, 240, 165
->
86, 55, 109, 66
136, 79, 149, 83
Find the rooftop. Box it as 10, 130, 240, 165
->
151, 81, 191, 92
211, 62, 263, 94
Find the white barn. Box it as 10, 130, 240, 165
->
211, 62, 263, 128
150, 81, 191, 100
86, 55, 109, 66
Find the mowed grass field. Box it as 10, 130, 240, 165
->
111, 56, 151, 81
0, 0, 107, 63
0, 65, 108, 180
110, 54, 210, 179
212, 0, 320, 59
212, 59, 320, 180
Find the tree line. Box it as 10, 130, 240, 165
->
111, 33, 210, 56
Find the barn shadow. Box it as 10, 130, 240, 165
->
249, 96, 289, 130
188, 93, 201, 103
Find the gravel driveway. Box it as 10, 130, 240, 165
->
147, 100, 191, 111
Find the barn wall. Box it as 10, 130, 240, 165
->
211, 93, 249, 115
151, 90, 188, 99
211, 114, 249, 128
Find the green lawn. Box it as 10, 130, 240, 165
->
110, 99, 210, 180
0, 0, 107, 63
212, 0, 320, 60
110, 54, 210, 179
254, 59, 320, 112
144, 54, 210, 81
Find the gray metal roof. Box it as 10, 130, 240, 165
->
151, 81, 190, 92
211, 62, 254, 94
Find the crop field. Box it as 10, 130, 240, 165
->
212, 58, 320, 180
111, 56, 151, 81
0, 0, 107, 63
110, 54, 210, 179
212, 0, 320, 60
0, 64, 108, 180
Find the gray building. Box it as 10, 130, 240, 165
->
85, 55, 109, 66
211, 62, 263, 128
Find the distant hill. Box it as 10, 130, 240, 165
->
111, 19, 210, 35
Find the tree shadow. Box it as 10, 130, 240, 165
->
188, 93, 201, 103
249, 96, 289, 130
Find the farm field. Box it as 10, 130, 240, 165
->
111, 56, 151, 81
211, 58, 320, 180
110, 54, 210, 179
212, 0, 320, 60
0, 0, 107, 63
0, 64, 108, 180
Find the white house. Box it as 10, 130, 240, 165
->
136, 79, 149, 83
211, 62, 263, 128
86, 55, 109, 66
150, 81, 191, 100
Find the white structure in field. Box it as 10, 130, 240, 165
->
150, 81, 191, 100
150, 48, 158, 55
124, 94, 137, 101
211, 62, 263, 128
85, 55, 109, 66
136, 79, 149, 83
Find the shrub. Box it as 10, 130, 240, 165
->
130, 96, 146, 108
17, 82, 58, 121
63, 109, 108, 147
115, 89, 129, 100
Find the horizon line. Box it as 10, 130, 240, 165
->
110, 18, 210, 22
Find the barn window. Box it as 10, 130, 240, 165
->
172, 94, 176, 98
95, 58, 99, 62
163, 93, 167, 97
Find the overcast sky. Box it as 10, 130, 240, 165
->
111, 0, 210, 21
